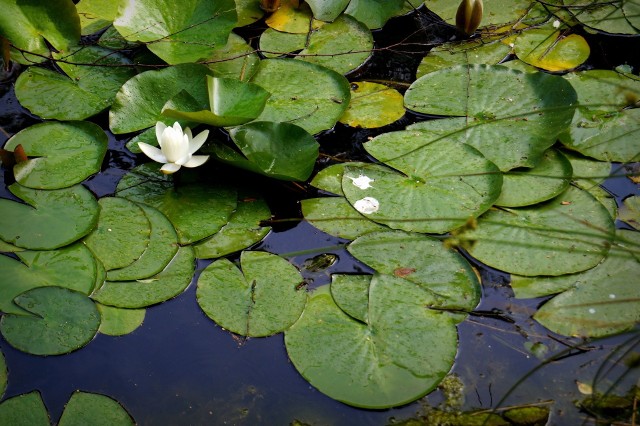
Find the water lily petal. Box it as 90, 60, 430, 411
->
161, 131, 189, 163
184, 155, 209, 168
174, 150, 192, 166
188, 129, 209, 154
160, 162, 181, 174
184, 127, 193, 140
155, 122, 167, 148
138, 142, 168, 163
172, 122, 183, 134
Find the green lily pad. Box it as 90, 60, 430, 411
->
109, 63, 212, 134
4, 121, 107, 189
330, 274, 371, 322
533, 230, 640, 337
112, 0, 237, 64
301, 196, 389, 240
162, 76, 270, 127
97, 303, 145, 336
620, 195, 640, 230
0, 286, 100, 355
196, 251, 307, 337
219, 121, 319, 181
342, 131, 502, 234
193, 194, 271, 259
514, 28, 590, 72
0, 0, 80, 64
495, 148, 573, 207
84, 197, 151, 271
405, 65, 577, 171
309, 162, 371, 195
561, 0, 639, 35
97, 25, 140, 50
260, 15, 373, 75
425, 0, 538, 29
305, 0, 350, 22
348, 230, 480, 311
0, 243, 97, 315
15, 46, 135, 120
344, 0, 407, 29
58, 391, 135, 426
461, 185, 616, 276
76, 0, 124, 34
206, 33, 261, 81
106, 204, 179, 281
235, 0, 265, 27
249, 58, 350, 135
116, 163, 237, 245
339, 81, 405, 128
0, 183, 99, 250
91, 246, 195, 308
285, 278, 458, 409
265, 1, 324, 33
560, 70, 640, 162
0, 391, 49, 426
416, 38, 512, 78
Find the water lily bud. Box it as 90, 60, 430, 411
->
260, 0, 281, 13
456, 0, 483, 35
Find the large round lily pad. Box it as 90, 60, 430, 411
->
348, 230, 480, 311
561, 0, 640, 35
285, 276, 459, 409
15, 46, 136, 120
404, 65, 577, 171
461, 185, 616, 276
91, 246, 195, 308
109, 63, 212, 134
0, 183, 99, 250
83, 197, 151, 271
205, 32, 260, 81
113, 0, 237, 64
197, 251, 307, 337
4, 121, 108, 189
0, 286, 100, 355
249, 58, 350, 135
58, 391, 135, 426
330, 273, 371, 323
341, 131, 502, 234
0, 243, 97, 315
116, 163, 237, 245
533, 230, 640, 338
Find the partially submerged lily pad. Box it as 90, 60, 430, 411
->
197, 251, 307, 337
533, 230, 640, 338
92, 246, 195, 308
58, 391, 135, 426
116, 163, 237, 245
0, 287, 100, 355
0, 183, 99, 250
97, 303, 145, 336
461, 185, 616, 276
0, 243, 97, 315
3, 121, 108, 189
83, 197, 151, 271
339, 81, 405, 128
405, 65, 577, 171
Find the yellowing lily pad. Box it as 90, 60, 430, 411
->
0, 183, 99, 250
514, 28, 590, 72
197, 251, 307, 337
3, 121, 108, 189
339, 82, 405, 128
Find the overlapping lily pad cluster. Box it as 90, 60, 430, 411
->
0, 0, 639, 411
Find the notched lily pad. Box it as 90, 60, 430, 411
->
330, 274, 371, 323
197, 251, 307, 337
0, 287, 100, 355
0, 183, 99, 250
4, 121, 108, 189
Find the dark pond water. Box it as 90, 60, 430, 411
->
1, 8, 639, 425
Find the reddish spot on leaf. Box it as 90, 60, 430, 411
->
394, 267, 416, 278
14, 144, 28, 163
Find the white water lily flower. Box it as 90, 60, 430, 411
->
138, 122, 210, 174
